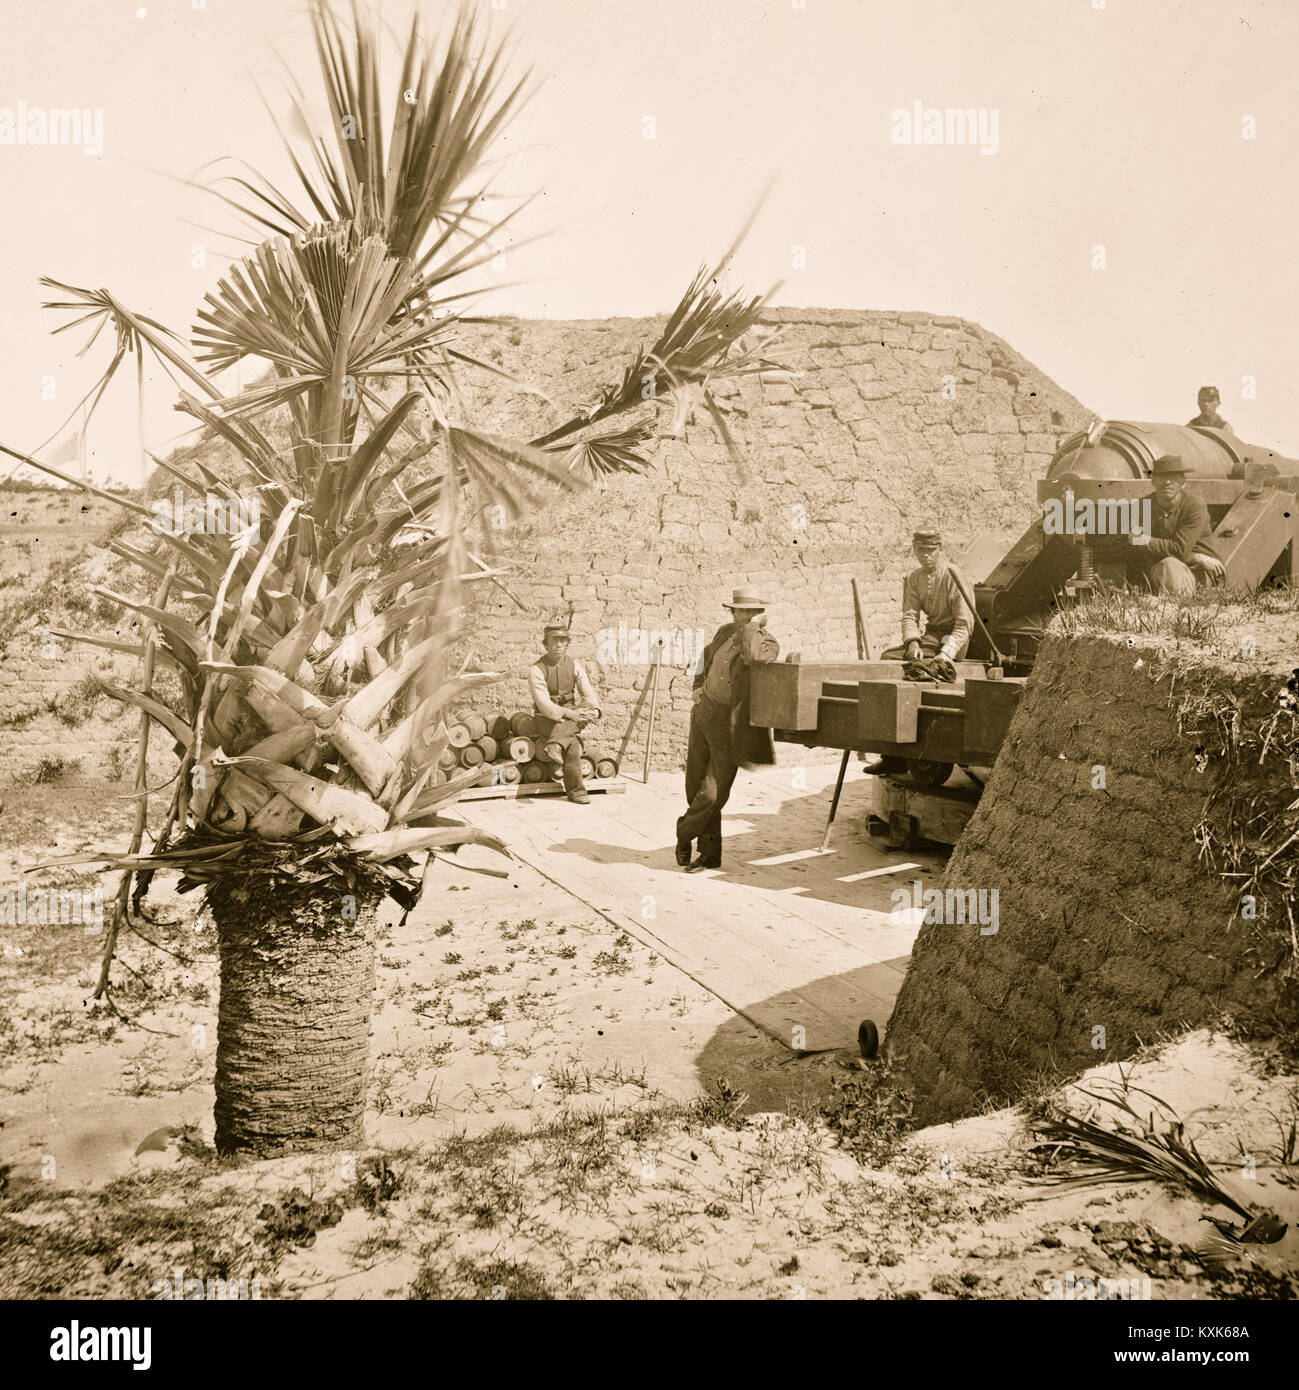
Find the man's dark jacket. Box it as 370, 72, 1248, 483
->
1127, 489, 1218, 565
692, 620, 780, 769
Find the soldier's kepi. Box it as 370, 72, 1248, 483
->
675, 587, 780, 872
528, 623, 601, 804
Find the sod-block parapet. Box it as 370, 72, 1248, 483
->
451, 307, 1089, 770
885, 630, 1299, 1124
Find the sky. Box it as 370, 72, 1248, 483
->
2, 0, 1297, 485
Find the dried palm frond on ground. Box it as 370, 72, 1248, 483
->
1027, 1072, 1287, 1257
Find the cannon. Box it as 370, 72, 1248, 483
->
978, 421, 1299, 669
750, 419, 1299, 848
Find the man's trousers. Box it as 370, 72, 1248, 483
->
533, 715, 585, 794
1130, 556, 1197, 596
676, 693, 738, 864
880, 628, 968, 660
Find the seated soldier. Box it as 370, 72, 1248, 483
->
865, 530, 974, 776
879, 529, 974, 663
1112, 454, 1222, 595
529, 623, 601, 804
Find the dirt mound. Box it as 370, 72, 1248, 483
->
886, 598, 1299, 1125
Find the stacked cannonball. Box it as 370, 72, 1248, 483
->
442, 709, 619, 788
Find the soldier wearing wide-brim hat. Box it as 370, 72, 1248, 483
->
879, 530, 974, 663
529, 622, 601, 803
1114, 454, 1220, 595
675, 586, 780, 872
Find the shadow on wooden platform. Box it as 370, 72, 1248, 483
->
459, 765, 946, 1053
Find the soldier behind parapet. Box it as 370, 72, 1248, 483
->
1188, 385, 1231, 432
1112, 454, 1223, 594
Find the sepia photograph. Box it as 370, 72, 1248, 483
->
0, 0, 1295, 1355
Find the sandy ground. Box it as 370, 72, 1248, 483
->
1, 778, 1297, 1300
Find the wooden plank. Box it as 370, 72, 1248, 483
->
505, 807, 856, 989
465, 778, 918, 1047
604, 770, 922, 964
457, 776, 626, 802
749, 662, 879, 730
482, 810, 852, 1050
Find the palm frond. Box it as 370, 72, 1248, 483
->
530, 260, 786, 464
1028, 1076, 1263, 1226
547, 419, 656, 479
210, 1, 531, 273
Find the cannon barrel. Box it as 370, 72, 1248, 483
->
1048, 421, 1299, 485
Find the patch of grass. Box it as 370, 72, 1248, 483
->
1049, 580, 1296, 647
450, 1162, 527, 1229
425, 1124, 525, 1175
346, 1155, 405, 1214
0, 1171, 262, 1300
54, 672, 104, 726
0, 703, 44, 730
460, 1257, 557, 1299
499, 917, 536, 940
13, 754, 82, 785
408, 1261, 456, 1299
408, 1256, 556, 1300
592, 932, 634, 975
545, 1057, 650, 1099
347, 1229, 406, 1262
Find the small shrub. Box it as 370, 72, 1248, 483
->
55, 672, 104, 727
821, 1066, 916, 1167
257, 1189, 344, 1249
103, 743, 131, 781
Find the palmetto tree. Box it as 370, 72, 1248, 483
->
0, 0, 781, 1155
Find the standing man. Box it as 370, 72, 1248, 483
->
879, 529, 974, 663
675, 587, 780, 872
1188, 386, 1231, 432
1115, 455, 1218, 595
529, 623, 601, 804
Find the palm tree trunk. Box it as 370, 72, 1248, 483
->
210, 879, 385, 1155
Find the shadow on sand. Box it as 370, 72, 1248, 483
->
688, 957, 912, 1115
